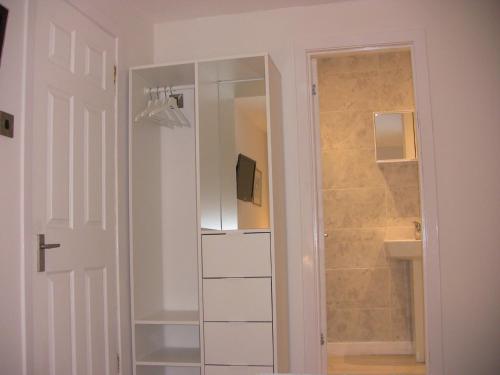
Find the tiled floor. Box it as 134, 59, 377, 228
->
329, 355, 426, 375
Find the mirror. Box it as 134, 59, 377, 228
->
374, 111, 417, 161
198, 57, 270, 230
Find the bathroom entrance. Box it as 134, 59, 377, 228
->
312, 47, 427, 374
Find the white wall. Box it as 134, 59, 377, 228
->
0, 0, 154, 374
0, 1, 28, 373
154, 0, 500, 374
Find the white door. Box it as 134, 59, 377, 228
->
31, 0, 117, 374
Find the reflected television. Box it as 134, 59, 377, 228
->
236, 153, 256, 202
0, 5, 7, 66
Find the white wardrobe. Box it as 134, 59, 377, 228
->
129, 55, 288, 375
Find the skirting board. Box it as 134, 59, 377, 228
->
328, 341, 414, 356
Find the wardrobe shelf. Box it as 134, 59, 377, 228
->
135, 310, 199, 325
136, 347, 201, 367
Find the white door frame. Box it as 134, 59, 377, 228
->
293, 30, 444, 375
22, 1, 121, 374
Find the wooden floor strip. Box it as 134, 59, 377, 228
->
329, 355, 426, 375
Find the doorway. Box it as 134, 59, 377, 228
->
311, 47, 427, 374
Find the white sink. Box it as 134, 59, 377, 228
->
385, 239, 422, 260
384, 238, 425, 363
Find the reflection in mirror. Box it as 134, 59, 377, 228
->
234, 88, 269, 230
374, 112, 417, 162
198, 57, 270, 230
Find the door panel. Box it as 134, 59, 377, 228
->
46, 87, 74, 228
32, 1, 117, 374
83, 106, 105, 228
47, 271, 76, 375
84, 267, 109, 374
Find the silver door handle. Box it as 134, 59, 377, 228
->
38, 234, 60, 272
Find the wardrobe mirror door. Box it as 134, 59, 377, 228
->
230, 80, 270, 230
199, 57, 271, 230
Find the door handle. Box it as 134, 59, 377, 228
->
38, 234, 60, 272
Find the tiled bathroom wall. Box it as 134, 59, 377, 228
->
318, 50, 421, 343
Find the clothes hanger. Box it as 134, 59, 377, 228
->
169, 97, 190, 126
164, 87, 189, 126
148, 87, 189, 127
147, 87, 164, 114
148, 88, 181, 126
134, 89, 154, 122
134, 86, 190, 127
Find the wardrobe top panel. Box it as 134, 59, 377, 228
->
132, 62, 195, 87
198, 56, 266, 83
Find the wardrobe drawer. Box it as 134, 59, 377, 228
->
202, 233, 271, 277
203, 278, 272, 322
205, 366, 273, 375
204, 322, 273, 365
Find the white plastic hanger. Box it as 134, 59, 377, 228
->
148, 89, 181, 126
134, 90, 154, 122
134, 87, 190, 128
170, 97, 190, 126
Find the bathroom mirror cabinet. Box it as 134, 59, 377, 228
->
129, 54, 288, 375
374, 111, 417, 162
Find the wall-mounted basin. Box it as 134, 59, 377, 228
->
385, 239, 422, 260
385, 238, 425, 363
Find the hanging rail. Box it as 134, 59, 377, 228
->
144, 84, 195, 96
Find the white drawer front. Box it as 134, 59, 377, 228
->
204, 322, 273, 365
205, 366, 273, 375
203, 278, 272, 322
202, 233, 271, 277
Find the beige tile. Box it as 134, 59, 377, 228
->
390, 260, 411, 309
323, 188, 386, 229
320, 111, 374, 150
327, 268, 391, 309
318, 53, 379, 75
378, 68, 415, 111
386, 185, 421, 226
391, 307, 412, 341
358, 308, 392, 341
328, 307, 359, 341
322, 148, 385, 189
378, 161, 420, 187
378, 50, 413, 72
385, 226, 416, 240
328, 308, 392, 342
325, 229, 387, 269
319, 71, 380, 112
326, 270, 336, 312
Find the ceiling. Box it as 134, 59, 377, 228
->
126, 0, 340, 23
